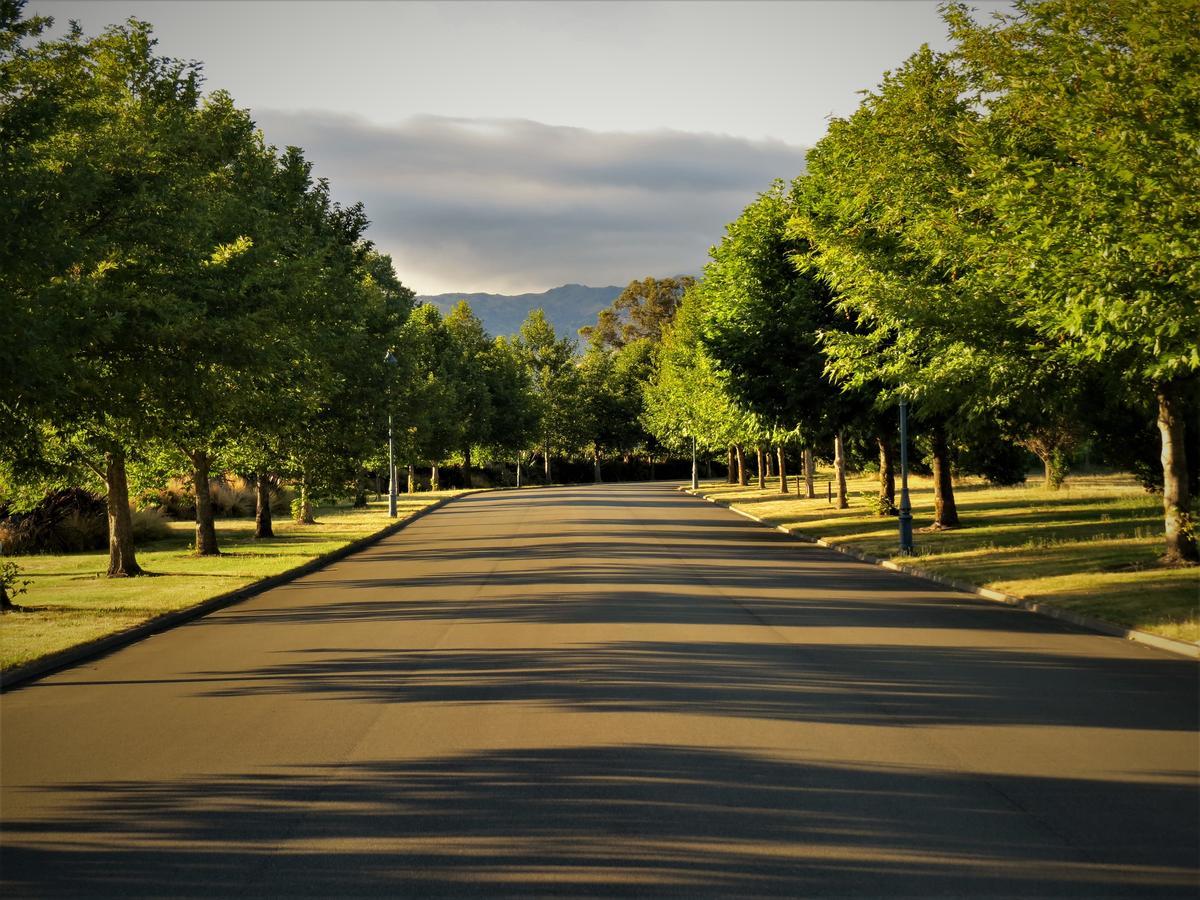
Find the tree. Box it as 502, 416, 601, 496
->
479, 335, 540, 473
445, 301, 495, 487
643, 285, 762, 481
515, 309, 582, 482
580, 276, 695, 350
392, 304, 464, 491
697, 180, 868, 506
795, 48, 1015, 529
948, 0, 1200, 562
1, 10, 232, 572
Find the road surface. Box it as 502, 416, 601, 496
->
2, 483, 1197, 897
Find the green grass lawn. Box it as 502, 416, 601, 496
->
1, 492, 465, 673
696, 471, 1199, 645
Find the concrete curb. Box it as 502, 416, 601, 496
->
1, 492, 473, 692
681, 487, 1199, 662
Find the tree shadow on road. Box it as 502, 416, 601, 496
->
3, 746, 1196, 898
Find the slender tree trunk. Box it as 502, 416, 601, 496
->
544, 438, 552, 483
727, 446, 737, 483
431, 463, 440, 492
929, 423, 959, 528
296, 472, 316, 525
0, 581, 13, 613
254, 472, 274, 539
105, 447, 143, 576
834, 432, 848, 509
374, 474, 382, 500
735, 445, 748, 486
766, 452, 774, 478
1157, 382, 1198, 563
516, 453, 522, 488
777, 446, 789, 494
407, 463, 416, 494
463, 445, 473, 489
804, 447, 816, 498
877, 434, 895, 512
594, 449, 602, 483
756, 447, 766, 490
353, 470, 367, 508
706, 457, 713, 479
649, 454, 656, 480
191, 450, 220, 554
1041, 452, 1054, 490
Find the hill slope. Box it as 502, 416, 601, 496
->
417, 283, 622, 340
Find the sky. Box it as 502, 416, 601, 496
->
31, 0, 1010, 295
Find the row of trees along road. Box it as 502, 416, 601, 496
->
0, 3, 691, 607
0, 4, 551, 605
2, 0, 1196, 608
641, 0, 1198, 565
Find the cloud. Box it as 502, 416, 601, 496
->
250, 112, 808, 295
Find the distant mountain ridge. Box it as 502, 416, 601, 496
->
417, 283, 623, 341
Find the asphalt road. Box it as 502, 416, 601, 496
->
2, 483, 1197, 897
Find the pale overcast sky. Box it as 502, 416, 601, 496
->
31, 0, 1010, 295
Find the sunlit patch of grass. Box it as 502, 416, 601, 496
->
1, 493, 465, 672
699, 471, 1198, 644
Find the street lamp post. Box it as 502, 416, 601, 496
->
898, 399, 913, 555
384, 351, 398, 518
691, 434, 699, 491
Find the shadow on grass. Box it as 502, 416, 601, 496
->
2, 747, 1196, 897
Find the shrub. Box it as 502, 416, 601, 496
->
0, 488, 108, 555
211, 478, 255, 517
860, 491, 898, 517
145, 475, 284, 519
131, 507, 172, 544
143, 479, 195, 520
55, 508, 108, 552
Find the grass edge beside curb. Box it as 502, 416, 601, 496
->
680, 486, 1199, 662
0, 491, 478, 692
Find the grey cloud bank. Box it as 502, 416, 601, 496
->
252, 112, 807, 295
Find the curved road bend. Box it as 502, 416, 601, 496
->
2, 483, 1197, 897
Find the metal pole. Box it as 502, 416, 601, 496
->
691, 435, 698, 490
898, 400, 913, 554
388, 413, 397, 518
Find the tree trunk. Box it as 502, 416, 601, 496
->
1040, 452, 1054, 490
463, 445, 473, 489
374, 474, 382, 500
594, 449, 602, 483
766, 452, 774, 478
756, 447, 766, 490
254, 472, 274, 539
929, 423, 959, 528
1157, 382, 1198, 563
727, 447, 737, 483
105, 447, 143, 576
516, 454, 523, 488
191, 450, 220, 554
407, 463, 416, 494
431, 463, 440, 492
649, 454, 656, 480
804, 447, 816, 498
0, 580, 12, 613
777, 446, 789, 494
295, 473, 316, 525
834, 432, 848, 509
353, 470, 368, 508
544, 440, 552, 483
877, 434, 895, 513
735, 445, 748, 486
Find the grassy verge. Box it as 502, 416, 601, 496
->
0, 492, 465, 673
694, 471, 1198, 644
